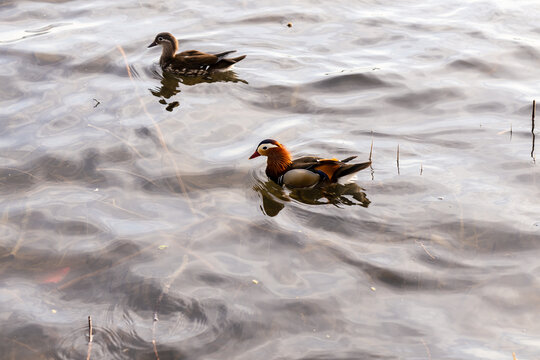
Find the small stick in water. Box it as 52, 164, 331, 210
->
369, 132, 374, 180
88, 316, 93, 343
510, 123, 513, 141
396, 145, 400, 175
369, 137, 373, 162
532, 100, 536, 161
86, 316, 93, 360
420, 163, 423, 175
532, 100, 536, 128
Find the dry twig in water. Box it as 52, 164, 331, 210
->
369, 133, 374, 180
531, 100, 536, 161
116, 45, 196, 214
9, 204, 29, 257
152, 254, 189, 360
369, 136, 373, 162
88, 124, 144, 158
86, 315, 93, 360
396, 144, 400, 175
415, 240, 436, 260
421, 338, 432, 360
532, 100, 536, 127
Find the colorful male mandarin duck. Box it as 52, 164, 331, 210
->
249, 139, 371, 188
148, 32, 246, 76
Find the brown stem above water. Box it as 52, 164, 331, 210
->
532, 100, 536, 162
396, 144, 400, 175
86, 315, 93, 360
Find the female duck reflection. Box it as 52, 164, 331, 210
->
149, 70, 247, 111
249, 139, 371, 216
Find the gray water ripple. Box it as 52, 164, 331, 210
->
1, 0, 540, 359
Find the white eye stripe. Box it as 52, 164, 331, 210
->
258, 143, 277, 152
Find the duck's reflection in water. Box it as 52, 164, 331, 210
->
254, 180, 370, 217
149, 69, 248, 112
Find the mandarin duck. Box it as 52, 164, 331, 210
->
148, 32, 246, 76
249, 139, 371, 188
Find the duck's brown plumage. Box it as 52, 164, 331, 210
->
249, 139, 371, 187
148, 32, 246, 76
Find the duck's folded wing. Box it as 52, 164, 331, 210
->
290, 157, 339, 181
177, 50, 212, 57
175, 51, 219, 66
290, 156, 322, 169
292, 157, 369, 182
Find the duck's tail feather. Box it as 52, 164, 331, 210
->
230, 55, 247, 62
340, 156, 357, 163
214, 50, 237, 60
214, 54, 247, 69
333, 161, 371, 180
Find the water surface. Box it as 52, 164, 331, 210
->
1, 0, 539, 359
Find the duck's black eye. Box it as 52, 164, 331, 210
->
158, 36, 163, 41
262, 146, 268, 150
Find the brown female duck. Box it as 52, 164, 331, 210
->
148, 32, 246, 76
249, 139, 371, 188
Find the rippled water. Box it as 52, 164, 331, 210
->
1, 0, 539, 359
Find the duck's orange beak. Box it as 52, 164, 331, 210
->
249, 150, 260, 159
